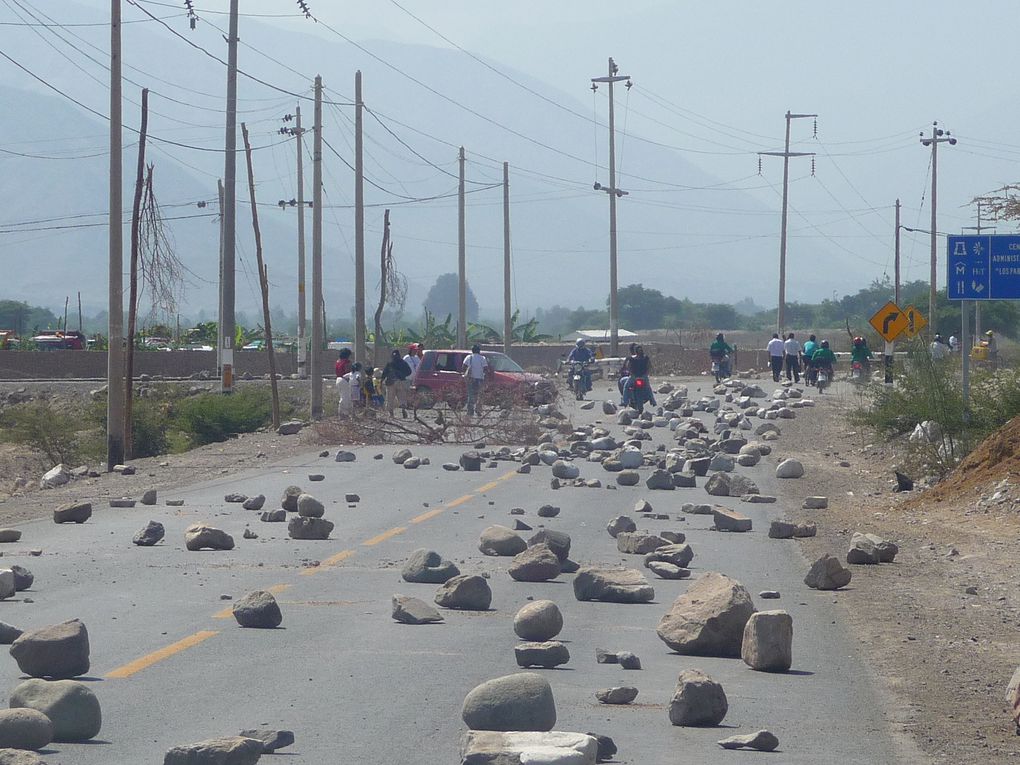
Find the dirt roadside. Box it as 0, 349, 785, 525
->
770, 382, 1020, 764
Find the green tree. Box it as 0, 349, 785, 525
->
423, 273, 478, 323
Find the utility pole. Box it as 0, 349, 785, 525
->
920, 121, 957, 331
759, 111, 816, 333
218, 0, 239, 394
458, 145, 466, 348
894, 198, 901, 305
310, 75, 324, 419
294, 107, 308, 377
107, 0, 125, 471
591, 58, 631, 357
354, 71, 366, 362
503, 161, 512, 356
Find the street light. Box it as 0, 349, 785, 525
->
920, 122, 957, 331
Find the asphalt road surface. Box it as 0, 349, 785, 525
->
0, 377, 909, 764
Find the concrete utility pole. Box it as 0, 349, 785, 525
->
894, 198, 901, 305
759, 111, 816, 334
295, 106, 308, 377
354, 71, 366, 363
591, 58, 631, 357
503, 161, 512, 356
920, 121, 957, 331
310, 75, 324, 419
458, 145, 467, 348
218, 0, 239, 393
107, 0, 125, 471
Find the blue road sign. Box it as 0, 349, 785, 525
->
947, 235, 1020, 300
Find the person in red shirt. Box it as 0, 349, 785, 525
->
335, 347, 352, 378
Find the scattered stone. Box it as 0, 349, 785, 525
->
528, 530, 571, 562
645, 543, 694, 569
140, 489, 157, 506
296, 493, 325, 518
0, 623, 22, 645
741, 609, 793, 672
713, 507, 752, 532
536, 504, 560, 518
0, 749, 47, 765
163, 736, 263, 765
53, 502, 91, 524
10, 567, 32, 592
573, 567, 654, 604
462, 673, 556, 732
704, 473, 731, 497
391, 595, 444, 625
657, 573, 755, 657
0, 572, 14, 601
595, 648, 619, 664
759, 590, 780, 599
803, 496, 828, 509
281, 486, 302, 512
616, 531, 668, 555
804, 554, 852, 590
616, 470, 640, 487
775, 459, 805, 479
224, 493, 247, 503
596, 686, 638, 705
132, 520, 166, 547
647, 561, 691, 580
0, 531, 20, 544
112, 464, 136, 475
479, 526, 528, 556
847, 534, 882, 565
741, 494, 777, 504
185, 524, 235, 551
727, 474, 759, 497
0, 709, 53, 751
684, 503, 714, 515
513, 520, 532, 531
514, 601, 563, 641
442, 463, 460, 472
238, 729, 295, 753
768, 520, 797, 539
461, 731, 596, 764
109, 498, 136, 509
10, 679, 101, 741
459, 451, 483, 471
794, 523, 817, 537
551, 460, 580, 480
287, 517, 334, 540
590, 732, 617, 762
403, 457, 422, 469
165, 499, 184, 507
260, 509, 287, 523
232, 590, 283, 628
516, 464, 531, 474
668, 669, 728, 727
435, 575, 492, 611
508, 544, 562, 582
894, 471, 914, 492
645, 469, 674, 490
672, 472, 697, 488
10, 619, 90, 679
402, 549, 459, 584
617, 651, 642, 669
515, 641, 570, 669
334, 450, 356, 462
606, 515, 636, 538
242, 495, 266, 511
660, 530, 685, 544
718, 730, 780, 752
602, 401, 618, 415
345, 494, 360, 503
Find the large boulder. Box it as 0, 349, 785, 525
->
513, 601, 563, 641
645, 470, 674, 490
712, 507, 752, 532
163, 736, 263, 765
606, 516, 636, 538
573, 567, 654, 604
40, 465, 71, 490
53, 501, 92, 524
460, 731, 597, 765
668, 669, 728, 727
656, 573, 755, 657
10, 620, 89, 679
616, 470, 640, 487
804, 554, 852, 590
391, 595, 444, 625
0, 572, 14, 602
775, 459, 805, 479
508, 544, 561, 582
514, 641, 570, 669
281, 485, 303, 512
462, 673, 556, 732
528, 530, 570, 562
9, 679, 101, 741
645, 543, 694, 569
435, 575, 492, 611
296, 494, 325, 518
616, 531, 668, 555
287, 517, 334, 540
8, 568, 30, 593
479, 526, 528, 557
401, 549, 459, 584
704, 473, 731, 497
741, 610, 793, 672
184, 524, 235, 551
847, 533, 882, 565
618, 449, 644, 469
0, 709, 53, 751
132, 520, 165, 546
232, 591, 283, 629
551, 460, 580, 480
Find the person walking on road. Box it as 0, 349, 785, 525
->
766, 333, 785, 382
783, 332, 802, 383
403, 343, 423, 377
462, 344, 488, 416
381, 349, 413, 418
930, 334, 948, 361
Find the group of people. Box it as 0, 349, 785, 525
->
335, 343, 422, 418
766, 332, 842, 384
931, 330, 998, 368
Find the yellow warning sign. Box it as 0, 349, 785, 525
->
900, 305, 928, 339
869, 301, 909, 343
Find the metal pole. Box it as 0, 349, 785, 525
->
962, 299, 971, 409
503, 161, 511, 356
310, 75, 324, 419
607, 58, 620, 357
458, 145, 467, 348
296, 105, 307, 378
777, 111, 791, 334
354, 70, 366, 363
929, 125, 938, 332
219, 0, 239, 394
107, 0, 125, 470
894, 198, 901, 305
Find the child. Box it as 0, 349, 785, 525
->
362, 366, 384, 408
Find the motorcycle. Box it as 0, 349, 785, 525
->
711, 354, 731, 384
626, 376, 654, 412
568, 361, 592, 400
850, 361, 863, 382
816, 366, 832, 394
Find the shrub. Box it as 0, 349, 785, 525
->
171, 387, 276, 447
0, 401, 87, 466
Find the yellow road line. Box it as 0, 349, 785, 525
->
411, 507, 446, 524
267, 583, 292, 595
362, 526, 408, 546
477, 480, 502, 492
446, 494, 474, 509
106, 630, 219, 679
299, 548, 356, 577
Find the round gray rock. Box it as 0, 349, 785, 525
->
0, 709, 53, 751
10, 679, 101, 741
296, 493, 325, 518
513, 600, 563, 641
10, 619, 89, 679
435, 575, 492, 611
668, 669, 728, 727
478, 526, 527, 557
401, 549, 459, 584
232, 590, 283, 629
462, 673, 556, 732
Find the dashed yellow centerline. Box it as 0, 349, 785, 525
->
411, 507, 446, 524
300, 548, 357, 577
106, 630, 219, 679
362, 526, 408, 546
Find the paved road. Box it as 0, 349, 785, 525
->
0, 377, 909, 764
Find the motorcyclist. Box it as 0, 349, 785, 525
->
709, 333, 734, 380
567, 338, 595, 393
811, 340, 836, 391
622, 344, 655, 408
850, 336, 873, 378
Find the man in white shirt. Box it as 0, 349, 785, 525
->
462, 344, 489, 416
766, 333, 785, 382
930, 334, 947, 361
783, 333, 801, 383
403, 343, 422, 376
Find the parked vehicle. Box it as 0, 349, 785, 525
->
0, 330, 17, 350
410, 349, 556, 408
32, 331, 86, 350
